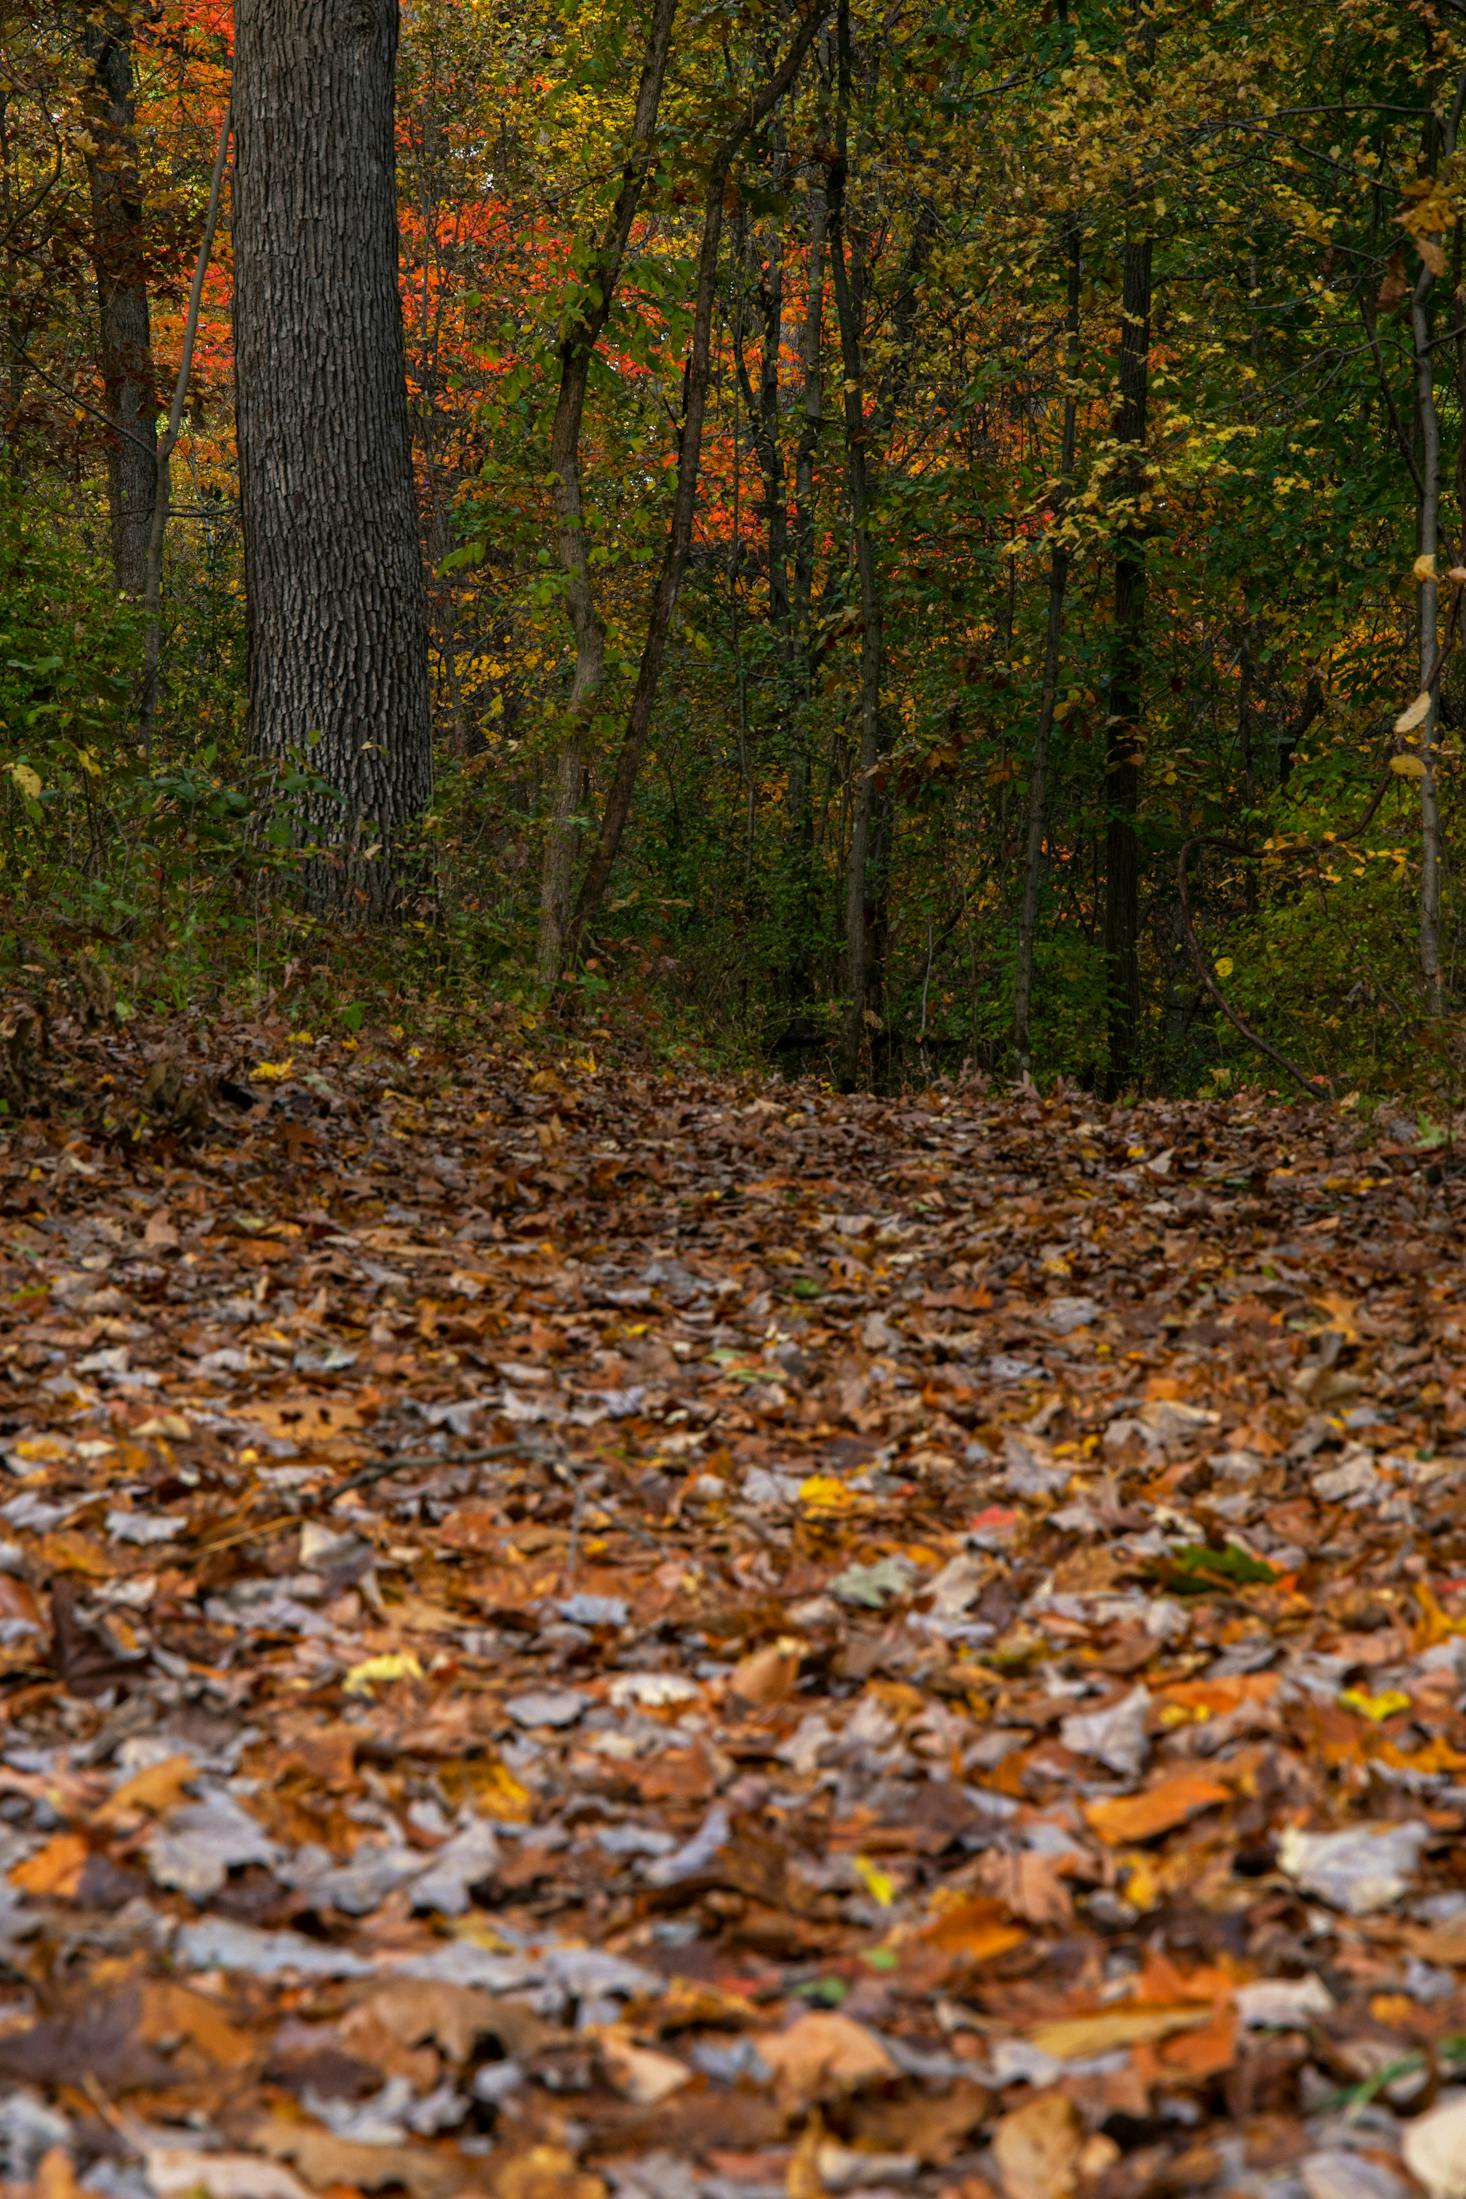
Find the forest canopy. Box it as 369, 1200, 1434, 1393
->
1, 0, 1462, 1096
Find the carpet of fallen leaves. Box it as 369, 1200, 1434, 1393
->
6, 1022, 1466, 2199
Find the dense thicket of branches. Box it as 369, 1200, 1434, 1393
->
2, 0, 1463, 1096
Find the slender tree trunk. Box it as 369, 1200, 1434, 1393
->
1013, 213, 1081, 1077
1413, 265, 1444, 1013
829, 0, 884, 1088
780, 113, 829, 1028
728, 277, 755, 877
736, 160, 791, 645
1102, 232, 1153, 1095
1238, 636, 1258, 916
1276, 672, 1323, 788
83, 6, 157, 599
538, 0, 680, 979
234, 0, 430, 919
411, 29, 468, 752
139, 101, 231, 754
1409, 64, 1466, 1014
564, 5, 827, 961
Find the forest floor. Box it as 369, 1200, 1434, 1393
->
3, 1008, 1466, 2199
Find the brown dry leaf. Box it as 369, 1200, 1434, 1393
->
600, 2028, 693, 2105
33, 2152, 81, 2199
786, 2113, 828, 2199
347, 1978, 552, 2063
247, 1394, 366, 1444
143, 2150, 313, 2199
977, 1850, 1076, 1927
142, 1981, 257, 2071
1026, 2003, 1216, 2060
252, 2117, 466, 2199
729, 1636, 806, 1704
1411, 1913, 1466, 1966
756, 2011, 896, 2104
1083, 1771, 1229, 1845
631, 1975, 761, 2034
849, 2079, 991, 2164
491, 2144, 607, 2199
992, 2091, 1085, 2199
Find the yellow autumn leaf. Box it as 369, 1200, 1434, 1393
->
1391, 755, 1427, 779
1214, 957, 1234, 979
75, 747, 102, 778
854, 1854, 897, 1907
799, 1474, 857, 1512
1414, 553, 1438, 582
1340, 1688, 1411, 1724
251, 1059, 296, 1082
1395, 692, 1432, 734
7, 762, 42, 799
343, 1651, 425, 1697
473, 1757, 533, 1822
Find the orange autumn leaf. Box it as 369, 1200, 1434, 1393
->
1141, 2005, 1239, 2081
1026, 2003, 1216, 2060
920, 1893, 1029, 1963
1084, 1772, 1230, 1845
96, 1753, 199, 1826
9, 1832, 88, 1899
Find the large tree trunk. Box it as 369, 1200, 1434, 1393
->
1101, 230, 1153, 1097
233, 0, 431, 920
83, 6, 157, 600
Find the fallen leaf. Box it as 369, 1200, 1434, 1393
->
97, 1753, 199, 1825
756, 2012, 896, 2104
491, 2145, 607, 2199
1026, 2003, 1216, 2060
253, 2117, 465, 2199
1278, 1822, 1428, 1915
729, 1636, 805, 1704
342, 1650, 425, 1696
33, 2151, 81, 2199
601, 2028, 694, 2104
921, 1894, 1028, 1965
9, 1833, 88, 1899
144, 2150, 313, 2199
992, 2090, 1085, 2199
1404, 2093, 1466, 2199
1083, 1772, 1229, 1845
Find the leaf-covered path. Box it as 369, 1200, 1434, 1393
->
4, 1034, 1466, 2199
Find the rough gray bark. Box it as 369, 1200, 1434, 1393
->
83, 6, 157, 599
233, 0, 431, 919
